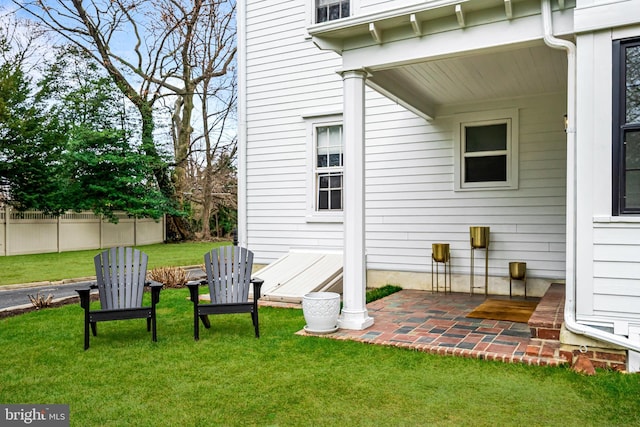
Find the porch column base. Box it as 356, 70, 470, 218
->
338, 309, 374, 330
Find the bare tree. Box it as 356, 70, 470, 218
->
185, 55, 237, 238
0, 9, 48, 74
17, 0, 237, 240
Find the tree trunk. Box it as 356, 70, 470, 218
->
140, 103, 193, 241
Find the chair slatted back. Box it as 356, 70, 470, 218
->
94, 247, 148, 310
204, 246, 253, 304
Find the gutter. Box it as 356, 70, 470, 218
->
541, 0, 640, 353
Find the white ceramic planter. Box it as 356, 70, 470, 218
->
302, 292, 341, 334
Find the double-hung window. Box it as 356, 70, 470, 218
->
316, 0, 350, 23
613, 37, 640, 215
454, 109, 519, 190
315, 124, 344, 211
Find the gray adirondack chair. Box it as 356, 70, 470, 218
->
76, 247, 163, 350
187, 246, 264, 340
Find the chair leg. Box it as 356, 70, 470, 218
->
200, 315, 211, 329
151, 316, 157, 342
147, 317, 151, 332
90, 322, 97, 337
84, 316, 91, 351
193, 307, 200, 341
252, 310, 260, 338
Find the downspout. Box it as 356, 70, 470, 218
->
541, 0, 640, 353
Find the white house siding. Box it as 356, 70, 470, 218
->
244, 0, 567, 291
364, 93, 567, 286
245, 0, 345, 261
575, 23, 640, 326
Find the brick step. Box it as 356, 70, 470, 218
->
528, 283, 565, 339
526, 338, 566, 360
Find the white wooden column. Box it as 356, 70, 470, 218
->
338, 69, 374, 330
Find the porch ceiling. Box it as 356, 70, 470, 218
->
366, 43, 568, 118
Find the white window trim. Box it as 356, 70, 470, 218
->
304, 113, 344, 223
453, 108, 519, 191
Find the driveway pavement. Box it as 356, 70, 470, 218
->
0, 267, 205, 312
0, 280, 95, 311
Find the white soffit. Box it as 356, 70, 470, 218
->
254, 251, 343, 303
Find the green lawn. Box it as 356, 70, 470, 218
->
0, 241, 229, 286
1, 289, 640, 426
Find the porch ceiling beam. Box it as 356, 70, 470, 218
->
410, 14, 422, 36
366, 77, 436, 121
504, 0, 513, 19
455, 4, 465, 27
369, 22, 382, 44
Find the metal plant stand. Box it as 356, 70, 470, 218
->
431, 243, 451, 293
509, 262, 527, 299
470, 226, 490, 296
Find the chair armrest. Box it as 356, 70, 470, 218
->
186, 279, 205, 287
146, 280, 163, 287
186, 281, 202, 303
75, 288, 92, 310
146, 281, 163, 304
251, 277, 264, 299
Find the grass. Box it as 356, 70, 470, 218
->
1, 289, 640, 426
0, 241, 229, 286
366, 284, 402, 303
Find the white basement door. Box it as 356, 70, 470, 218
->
253, 251, 343, 303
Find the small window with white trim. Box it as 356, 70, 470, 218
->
304, 113, 344, 222
315, 124, 343, 211
454, 109, 519, 190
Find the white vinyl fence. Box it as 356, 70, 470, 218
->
0, 207, 165, 256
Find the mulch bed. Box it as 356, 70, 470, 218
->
0, 294, 99, 319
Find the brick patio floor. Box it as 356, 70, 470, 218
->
296, 290, 568, 367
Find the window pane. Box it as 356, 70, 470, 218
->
626, 130, 640, 169
316, 8, 327, 23
318, 191, 329, 210
465, 124, 507, 152
329, 4, 340, 20
328, 153, 341, 167
317, 127, 328, 147
328, 125, 341, 146
341, 1, 350, 18
319, 175, 329, 189
330, 189, 342, 210
330, 175, 342, 188
625, 130, 640, 209
626, 170, 640, 209
626, 45, 640, 124
465, 155, 507, 182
